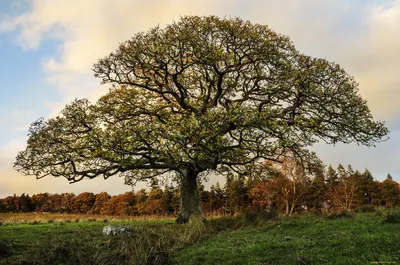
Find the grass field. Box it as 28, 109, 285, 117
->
172, 212, 400, 265
1, 211, 399, 265
0, 212, 173, 224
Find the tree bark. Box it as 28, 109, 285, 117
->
176, 168, 202, 224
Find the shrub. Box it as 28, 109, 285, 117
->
208, 216, 236, 232
236, 209, 278, 227
326, 211, 354, 220
355, 205, 376, 213
384, 211, 400, 223
375, 211, 383, 217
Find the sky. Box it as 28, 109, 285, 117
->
0, 0, 399, 198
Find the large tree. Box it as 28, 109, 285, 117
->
14, 16, 387, 223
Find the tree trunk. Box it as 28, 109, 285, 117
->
284, 199, 289, 215
176, 168, 202, 224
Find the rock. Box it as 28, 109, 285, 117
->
283, 236, 295, 241
102, 225, 133, 236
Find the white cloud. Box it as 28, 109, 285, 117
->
0, 0, 243, 116
5, 0, 394, 116
245, 0, 400, 119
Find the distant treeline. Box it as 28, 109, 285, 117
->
1, 163, 399, 216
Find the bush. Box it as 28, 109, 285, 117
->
208, 216, 236, 232
384, 211, 400, 224
236, 209, 278, 227
326, 211, 354, 220
355, 205, 376, 213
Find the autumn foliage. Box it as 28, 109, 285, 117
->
1, 163, 399, 216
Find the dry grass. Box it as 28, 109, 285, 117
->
0, 212, 174, 224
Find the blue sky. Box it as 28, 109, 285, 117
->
0, 0, 399, 197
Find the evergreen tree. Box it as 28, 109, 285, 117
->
358, 169, 379, 205
18, 193, 34, 212
337, 164, 347, 180
225, 174, 248, 213
210, 182, 225, 215
161, 185, 174, 215
305, 166, 327, 212
381, 174, 399, 207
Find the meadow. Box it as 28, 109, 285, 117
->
1, 211, 399, 265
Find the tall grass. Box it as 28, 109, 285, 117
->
19, 221, 213, 265
1, 211, 277, 265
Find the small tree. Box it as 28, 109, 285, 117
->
14, 16, 387, 223
60, 193, 76, 213
91, 192, 111, 214
332, 165, 362, 211
74, 192, 96, 214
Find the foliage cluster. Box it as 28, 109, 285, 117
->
0, 187, 179, 217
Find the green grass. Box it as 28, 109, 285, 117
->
1, 212, 399, 265
171, 213, 400, 265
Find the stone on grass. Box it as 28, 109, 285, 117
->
102, 225, 133, 236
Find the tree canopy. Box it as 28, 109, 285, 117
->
14, 16, 388, 222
